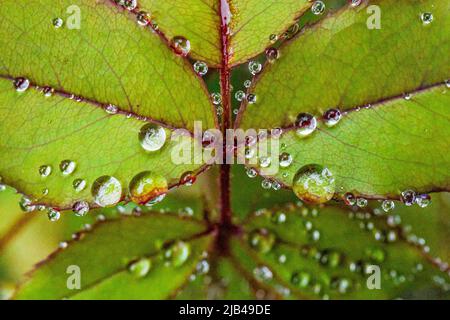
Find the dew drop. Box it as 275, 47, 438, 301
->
171, 36, 191, 56
381, 200, 395, 212
196, 259, 210, 275
180, 171, 196, 186
145, 193, 166, 207
291, 271, 311, 288
19, 196, 34, 212
259, 156, 271, 168
42, 86, 54, 97
272, 181, 282, 191
244, 80, 252, 88
343, 192, 356, 206
139, 124, 166, 152
323, 108, 342, 127
401, 189, 416, 206
193, 61, 208, 76
104, 104, 118, 114
261, 179, 272, 189
246, 167, 257, 178
421, 12, 433, 25
350, 0, 362, 7
235, 90, 246, 102
415, 193, 431, 208
39, 165, 52, 177
53, 17, 64, 28
311, 1, 326, 15
59, 160, 76, 176
292, 164, 335, 204
248, 61, 262, 75
13, 77, 30, 92
47, 208, 61, 222
271, 211, 287, 224
247, 93, 257, 104
59, 241, 68, 249
129, 171, 168, 205
211, 92, 222, 105
269, 34, 278, 43
164, 241, 191, 267
265, 47, 280, 63
356, 197, 368, 208
295, 113, 317, 137
253, 265, 273, 281
73, 201, 90, 217
279, 152, 293, 168
73, 179, 87, 192
445, 80, 450, 88
136, 11, 151, 26
123, 0, 137, 11
128, 258, 152, 278
91, 176, 122, 207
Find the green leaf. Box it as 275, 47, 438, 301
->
244, 85, 450, 197
15, 214, 214, 299
141, 0, 313, 66
238, 0, 449, 129
232, 202, 450, 299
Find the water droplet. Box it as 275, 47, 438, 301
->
311, 1, 326, 15
39, 165, 52, 177
403, 93, 412, 100
136, 11, 151, 26
291, 271, 311, 288
123, 0, 137, 11
343, 192, 356, 206
164, 241, 191, 267
323, 108, 342, 127
211, 92, 222, 105
13, 77, 30, 92
445, 80, 450, 88
53, 17, 64, 28
295, 113, 317, 137
92, 176, 122, 207
73, 179, 87, 192
332, 277, 352, 294
272, 181, 282, 191
311, 229, 321, 241
401, 189, 416, 206
139, 124, 166, 152
196, 259, 210, 275
247, 93, 257, 104
415, 193, 431, 208
248, 61, 262, 75
244, 80, 252, 88
193, 61, 208, 76
0, 184, 6, 192
128, 258, 152, 278
356, 197, 368, 208
73, 201, 90, 217
350, 0, 362, 7
179, 171, 196, 186
292, 164, 335, 204
278, 254, 287, 264
265, 47, 280, 63
59, 241, 68, 249
246, 167, 257, 178
59, 160, 76, 176
271, 211, 286, 224
253, 265, 273, 281
235, 90, 246, 102
104, 104, 118, 114
259, 156, 271, 168
129, 171, 168, 205
284, 23, 299, 39
19, 196, 35, 212
279, 152, 293, 168
421, 12, 433, 25
261, 178, 272, 189
47, 208, 61, 222
171, 36, 191, 56
269, 34, 278, 43
381, 200, 395, 212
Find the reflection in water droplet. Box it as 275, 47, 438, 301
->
164, 241, 191, 267
246, 167, 257, 178
123, 0, 137, 11
261, 179, 272, 189
139, 124, 167, 152
211, 92, 222, 105
247, 94, 257, 104
356, 197, 367, 208
343, 192, 356, 206
129, 171, 168, 205
128, 258, 152, 278
244, 80, 252, 88
92, 176, 122, 207
293, 164, 335, 204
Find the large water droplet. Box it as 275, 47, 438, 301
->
292, 164, 335, 204
295, 113, 317, 137
211, 92, 222, 105
13, 77, 30, 92
92, 176, 122, 207
171, 36, 191, 56
164, 241, 191, 267
139, 124, 166, 152
128, 258, 152, 278
129, 171, 168, 205
249, 228, 276, 253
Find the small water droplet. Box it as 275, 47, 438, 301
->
104, 104, 118, 114
164, 241, 191, 267
295, 113, 317, 137
59, 160, 76, 176
59, 241, 68, 249
421, 12, 433, 25
248, 61, 262, 75
136, 11, 151, 26
350, 0, 362, 7
171, 36, 191, 56
42, 86, 54, 97
92, 176, 122, 207
401, 189, 416, 206
123, 0, 137, 11
211, 92, 222, 105
179, 171, 196, 186
272, 181, 282, 191
382, 200, 395, 212
343, 192, 356, 206
235, 90, 246, 102
128, 258, 152, 278
269, 34, 278, 43
196, 259, 210, 275
139, 124, 166, 152
259, 156, 271, 168
193, 61, 208, 76
247, 93, 257, 104
53, 17, 64, 28
47, 208, 61, 222
415, 193, 431, 208
253, 265, 273, 281
73, 201, 90, 217
356, 197, 368, 208
73, 179, 87, 192
261, 178, 272, 189
246, 167, 257, 178
13, 77, 30, 92
39, 165, 52, 177
271, 211, 286, 224
265, 47, 280, 63
292, 164, 335, 204
279, 152, 293, 168
129, 171, 168, 205
311, 1, 326, 15
244, 80, 252, 88
291, 271, 311, 288
323, 108, 342, 127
